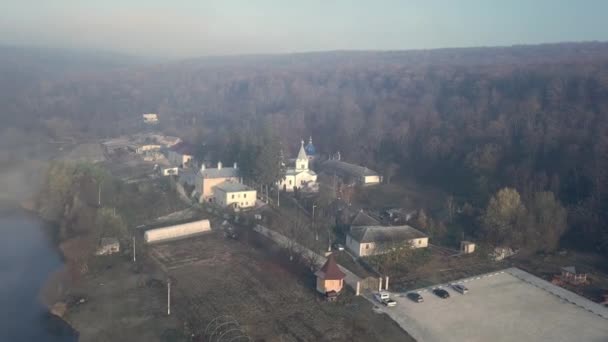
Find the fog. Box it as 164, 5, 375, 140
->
2, 1, 608, 58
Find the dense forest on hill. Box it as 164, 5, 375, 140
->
3, 42, 608, 254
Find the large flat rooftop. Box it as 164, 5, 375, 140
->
374, 268, 608, 342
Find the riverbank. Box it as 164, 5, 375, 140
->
16, 199, 183, 341
0, 208, 79, 342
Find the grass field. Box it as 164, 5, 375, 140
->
151, 229, 414, 342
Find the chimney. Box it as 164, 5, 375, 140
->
217, 161, 222, 170
233, 162, 237, 169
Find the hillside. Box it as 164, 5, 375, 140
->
3, 42, 608, 254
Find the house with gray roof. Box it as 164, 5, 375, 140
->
214, 182, 257, 209
346, 224, 428, 257
194, 161, 242, 202
320, 159, 381, 186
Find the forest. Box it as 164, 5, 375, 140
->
2, 42, 608, 255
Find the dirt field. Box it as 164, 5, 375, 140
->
149, 229, 414, 342
63, 257, 181, 342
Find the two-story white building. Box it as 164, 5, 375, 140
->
194, 162, 241, 202
213, 182, 257, 209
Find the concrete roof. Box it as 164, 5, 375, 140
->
348, 225, 427, 243
350, 210, 381, 226
214, 182, 254, 193
199, 167, 239, 179
561, 266, 579, 274
321, 160, 379, 177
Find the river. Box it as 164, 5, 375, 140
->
0, 211, 78, 342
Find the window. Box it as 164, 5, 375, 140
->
244, 193, 247, 198
365, 244, 369, 249
231, 194, 235, 199
418, 240, 421, 245
289, 180, 292, 185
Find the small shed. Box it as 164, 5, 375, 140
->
560, 266, 587, 285
95, 238, 120, 256
460, 241, 476, 254
315, 254, 346, 296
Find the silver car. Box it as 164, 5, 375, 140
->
451, 283, 469, 294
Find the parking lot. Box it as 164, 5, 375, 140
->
372, 268, 608, 342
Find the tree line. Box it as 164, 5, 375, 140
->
5, 43, 608, 256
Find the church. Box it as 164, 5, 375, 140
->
278, 138, 318, 192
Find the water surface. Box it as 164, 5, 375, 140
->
0, 211, 77, 342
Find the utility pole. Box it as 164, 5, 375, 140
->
98, 182, 101, 207
312, 204, 318, 241
167, 278, 171, 315
132, 235, 136, 262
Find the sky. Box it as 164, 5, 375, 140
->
1, 0, 608, 58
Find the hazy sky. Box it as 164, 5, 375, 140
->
2, 0, 608, 58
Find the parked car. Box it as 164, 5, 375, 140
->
382, 298, 397, 307
332, 243, 345, 251
451, 283, 469, 294
374, 291, 397, 307
406, 292, 424, 303
433, 288, 450, 299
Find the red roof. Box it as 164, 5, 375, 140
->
316, 254, 346, 280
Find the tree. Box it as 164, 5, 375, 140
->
480, 187, 526, 247
237, 127, 285, 189
524, 191, 567, 252
415, 209, 429, 231
445, 195, 456, 223
369, 240, 414, 274
95, 208, 128, 239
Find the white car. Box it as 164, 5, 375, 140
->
451, 283, 469, 294
374, 291, 397, 307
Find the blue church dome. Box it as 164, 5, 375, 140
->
305, 136, 316, 155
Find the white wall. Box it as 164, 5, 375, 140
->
346, 234, 362, 257
364, 175, 381, 184
411, 237, 429, 248
346, 235, 428, 257
216, 189, 257, 208
144, 219, 211, 243
278, 172, 317, 192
